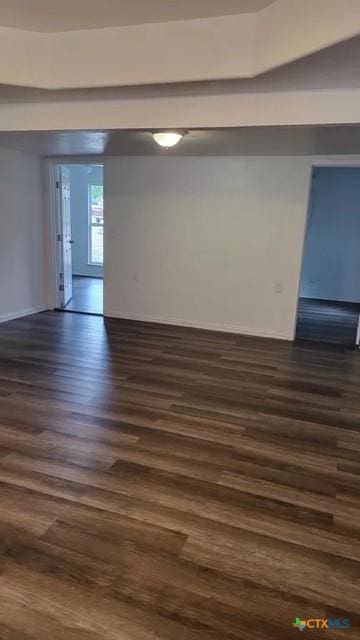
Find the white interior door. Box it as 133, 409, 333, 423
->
59, 166, 72, 306
356, 312, 360, 348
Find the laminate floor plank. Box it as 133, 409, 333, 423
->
296, 298, 360, 347
0, 310, 359, 638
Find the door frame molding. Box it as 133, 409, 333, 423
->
44, 157, 104, 311
293, 156, 360, 344
46, 161, 62, 309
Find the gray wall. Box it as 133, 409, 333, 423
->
104, 156, 310, 340
300, 167, 360, 302
0, 148, 46, 322
68, 164, 103, 277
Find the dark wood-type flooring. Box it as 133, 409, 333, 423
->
64, 276, 103, 315
0, 311, 360, 639
296, 298, 360, 347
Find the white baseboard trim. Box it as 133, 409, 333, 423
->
0, 306, 48, 324
104, 310, 292, 341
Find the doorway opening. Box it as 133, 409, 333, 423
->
55, 164, 104, 315
296, 166, 360, 348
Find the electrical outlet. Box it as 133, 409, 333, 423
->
275, 281, 283, 294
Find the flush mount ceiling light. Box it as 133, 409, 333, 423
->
152, 131, 185, 148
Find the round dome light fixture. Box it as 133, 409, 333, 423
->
152, 131, 184, 148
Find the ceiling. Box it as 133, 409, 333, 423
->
0, 0, 274, 32
1, 126, 360, 157
1, 35, 359, 104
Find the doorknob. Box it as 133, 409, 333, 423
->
69, 240, 74, 244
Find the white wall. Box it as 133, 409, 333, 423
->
4, 87, 360, 133
104, 156, 311, 339
0, 147, 46, 322
300, 167, 360, 302
68, 164, 103, 277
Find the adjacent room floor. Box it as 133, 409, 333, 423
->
0, 311, 359, 639
64, 275, 103, 315
296, 297, 360, 347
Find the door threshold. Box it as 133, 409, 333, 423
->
55, 308, 103, 318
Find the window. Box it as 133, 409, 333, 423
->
88, 184, 103, 265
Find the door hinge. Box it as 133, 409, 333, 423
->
57, 233, 62, 241
59, 284, 64, 292
56, 180, 60, 189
